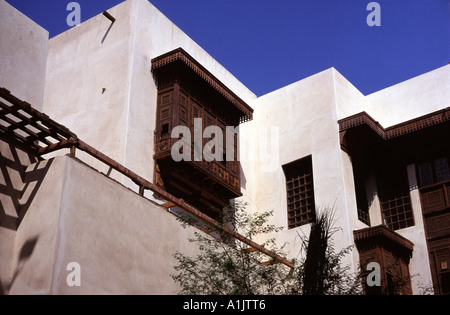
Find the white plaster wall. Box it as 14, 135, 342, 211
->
43, 0, 136, 181
0, 0, 49, 294
0, 139, 39, 294
43, 0, 256, 189
8, 158, 66, 295
334, 64, 450, 127
0, 0, 49, 110
365, 65, 450, 127
241, 69, 362, 272
333, 68, 367, 120
8, 156, 203, 294
332, 69, 371, 235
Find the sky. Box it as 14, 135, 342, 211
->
5, 0, 450, 97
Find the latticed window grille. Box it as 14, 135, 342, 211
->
381, 195, 414, 230
283, 156, 316, 229
378, 167, 415, 231
417, 156, 450, 187
357, 199, 371, 227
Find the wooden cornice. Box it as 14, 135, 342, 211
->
151, 48, 253, 123
354, 225, 414, 254
339, 107, 450, 141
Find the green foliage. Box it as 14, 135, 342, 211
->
171, 202, 361, 295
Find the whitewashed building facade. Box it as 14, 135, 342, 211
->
1, 0, 449, 294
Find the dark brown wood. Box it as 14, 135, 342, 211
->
354, 225, 414, 295
162, 201, 176, 208
339, 107, 450, 141
151, 49, 249, 218
70, 145, 77, 158
0, 88, 77, 155
418, 179, 450, 294
37, 138, 77, 155
354, 225, 414, 252
151, 48, 253, 122
102, 11, 116, 23
0, 88, 76, 139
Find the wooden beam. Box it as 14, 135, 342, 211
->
202, 227, 216, 233
162, 201, 176, 208
0, 88, 76, 139
38, 138, 76, 155
103, 11, 116, 23
169, 170, 227, 207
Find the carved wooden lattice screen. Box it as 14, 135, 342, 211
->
354, 225, 414, 295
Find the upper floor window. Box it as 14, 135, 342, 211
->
282, 155, 316, 229
378, 166, 414, 231
417, 156, 450, 187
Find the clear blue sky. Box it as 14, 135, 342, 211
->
5, 0, 450, 96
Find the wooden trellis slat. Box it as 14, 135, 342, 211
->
0, 88, 77, 154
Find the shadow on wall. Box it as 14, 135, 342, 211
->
9, 236, 39, 293
0, 137, 52, 231
0, 236, 39, 295
0, 137, 52, 294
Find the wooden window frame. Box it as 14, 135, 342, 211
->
417, 155, 450, 188
378, 167, 415, 231
283, 155, 316, 229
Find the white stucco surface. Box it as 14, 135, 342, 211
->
43, 0, 256, 189
2, 0, 449, 295
0, 0, 49, 110
240, 69, 363, 272
8, 156, 202, 294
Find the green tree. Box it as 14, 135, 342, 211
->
171, 202, 361, 295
